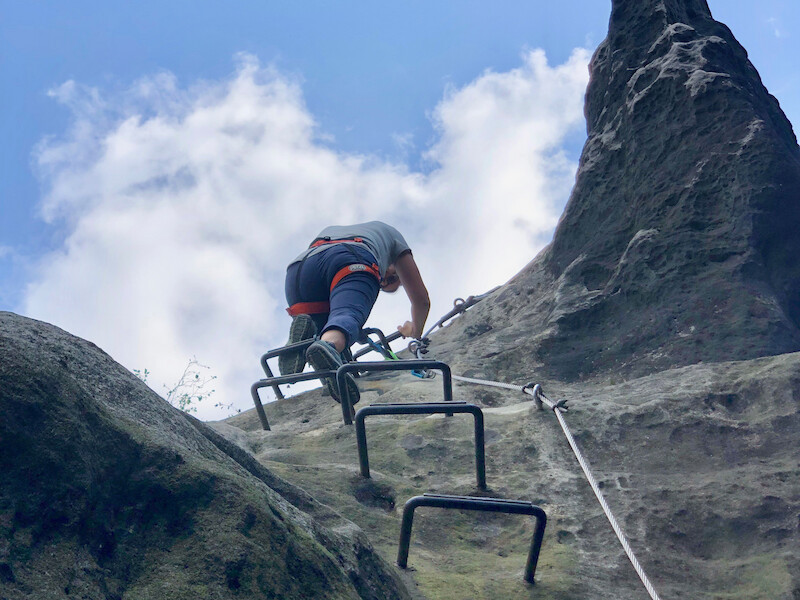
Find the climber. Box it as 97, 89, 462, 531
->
280, 221, 430, 404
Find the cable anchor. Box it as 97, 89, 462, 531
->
522, 382, 544, 410
409, 338, 434, 378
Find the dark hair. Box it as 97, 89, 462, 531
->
380, 274, 400, 293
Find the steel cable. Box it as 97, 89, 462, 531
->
418, 360, 663, 598
401, 287, 664, 598
529, 387, 662, 600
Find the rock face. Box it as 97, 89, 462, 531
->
445, 0, 800, 384
0, 312, 412, 600
228, 2, 797, 598
230, 350, 800, 600
5, 2, 800, 600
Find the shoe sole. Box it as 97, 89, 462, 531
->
306, 342, 360, 405
278, 315, 317, 375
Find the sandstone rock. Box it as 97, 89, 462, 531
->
0, 312, 411, 600
6, 2, 800, 599
237, 352, 800, 599
234, 2, 800, 599
438, 0, 800, 384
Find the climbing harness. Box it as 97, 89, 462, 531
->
286, 236, 381, 317
286, 263, 381, 316
286, 300, 330, 317
309, 235, 366, 248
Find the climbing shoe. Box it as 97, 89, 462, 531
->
278, 314, 317, 375
305, 340, 360, 405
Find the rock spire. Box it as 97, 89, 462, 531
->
461, 0, 800, 382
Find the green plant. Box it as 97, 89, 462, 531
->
163, 357, 217, 414
134, 358, 239, 416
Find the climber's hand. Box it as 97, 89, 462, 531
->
397, 321, 415, 338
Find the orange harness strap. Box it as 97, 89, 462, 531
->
329, 263, 381, 291
286, 301, 330, 316
310, 236, 364, 248
286, 262, 381, 317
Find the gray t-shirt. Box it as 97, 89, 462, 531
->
290, 221, 411, 276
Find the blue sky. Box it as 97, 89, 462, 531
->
2, 1, 606, 267
1, 1, 798, 418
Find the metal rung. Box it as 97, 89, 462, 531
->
254, 326, 394, 426
254, 370, 336, 386
372, 401, 468, 407
397, 494, 547, 585
337, 359, 454, 425
421, 493, 532, 507
250, 369, 336, 431
355, 403, 486, 489
261, 338, 315, 361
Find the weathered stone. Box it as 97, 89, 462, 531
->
5, 2, 800, 599
0, 312, 411, 600
242, 2, 798, 598
241, 351, 800, 599
442, 0, 800, 384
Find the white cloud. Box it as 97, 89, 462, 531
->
417, 48, 590, 294
25, 49, 590, 420
766, 17, 785, 39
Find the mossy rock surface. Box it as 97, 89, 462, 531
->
228, 349, 800, 599
0, 312, 411, 600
